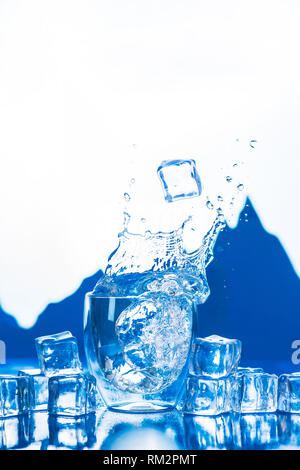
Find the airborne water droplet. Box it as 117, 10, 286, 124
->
237, 184, 244, 191
217, 195, 223, 202
124, 192, 131, 202
226, 176, 232, 183
206, 201, 214, 210
130, 178, 135, 185
249, 139, 257, 148
123, 211, 130, 227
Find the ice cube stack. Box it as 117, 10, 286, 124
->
0, 331, 104, 418
178, 334, 279, 415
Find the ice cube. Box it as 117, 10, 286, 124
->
0, 375, 31, 417
278, 372, 300, 413
48, 373, 99, 416
157, 159, 202, 203
236, 368, 278, 413
184, 413, 241, 450
239, 414, 278, 449
35, 331, 82, 377
18, 369, 48, 411
115, 293, 193, 393
178, 375, 234, 415
189, 335, 242, 378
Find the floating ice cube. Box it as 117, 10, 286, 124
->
102, 344, 164, 394
48, 373, 99, 416
35, 331, 82, 377
278, 372, 300, 413
115, 293, 193, 393
236, 368, 278, 413
178, 375, 234, 415
184, 413, 241, 450
0, 375, 31, 417
157, 159, 202, 203
18, 369, 48, 411
239, 414, 278, 450
189, 335, 242, 378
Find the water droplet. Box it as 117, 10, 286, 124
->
217, 195, 223, 202
130, 178, 135, 185
233, 163, 238, 168
249, 139, 257, 148
237, 183, 244, 191
206, 201, 214, 210
236, 138, 240, 142
124, 192, 130, 202
141, 217, 146, 223
226, 176, 232, 183
123, 211, 130, 227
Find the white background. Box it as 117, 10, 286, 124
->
0, 0, 299, 327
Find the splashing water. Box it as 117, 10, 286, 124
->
92, 160, 229, 394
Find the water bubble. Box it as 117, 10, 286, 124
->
206, 201, 214, 210
249, 139, 257, 148
124, 192, 131, 202
237, 183, 244, 191
226, 176, 232, 183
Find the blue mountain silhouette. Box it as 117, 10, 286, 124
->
0, 199, 299, 373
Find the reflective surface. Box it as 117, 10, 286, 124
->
1, 410, 300, 450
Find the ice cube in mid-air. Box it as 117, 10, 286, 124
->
178, 375, 233, 415
157, 159, 202, 203
0, 375, 31, 417
236, 368, 278, 413
189, 335, 242, 379
48, 373, 100, 416
18, 369, 48, 411
278, 372, 300, 413
35, 331, 82, 377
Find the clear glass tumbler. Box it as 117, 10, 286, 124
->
84, 290, 194, 413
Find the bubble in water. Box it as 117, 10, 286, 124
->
226, 176, 232, 183
206, 201, 214, 210
249, 139, 257, 148
124, 192, 131, 202
237, 184, 244, 191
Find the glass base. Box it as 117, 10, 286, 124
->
108, 401, 175, 414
